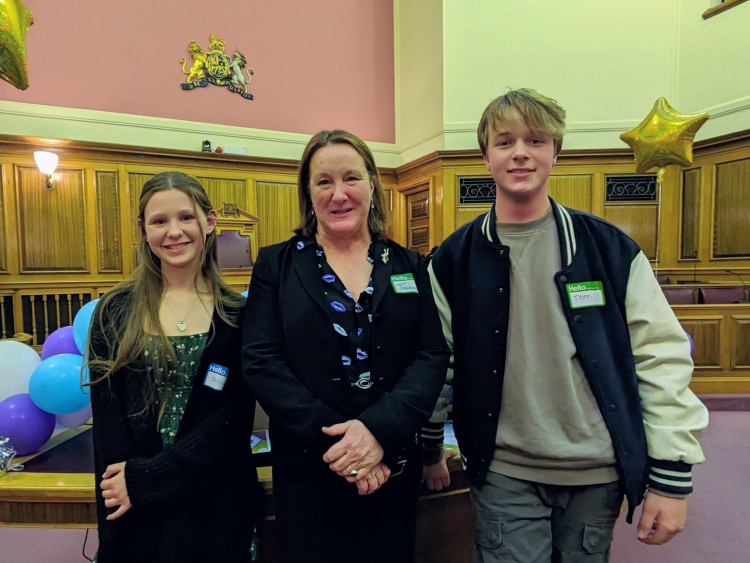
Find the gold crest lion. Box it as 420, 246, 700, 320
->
178, 34, 254, 100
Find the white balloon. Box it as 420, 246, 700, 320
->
0, 341, 42, 402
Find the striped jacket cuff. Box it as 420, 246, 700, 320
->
421, 420, 445, 465
648, 458, 693, 495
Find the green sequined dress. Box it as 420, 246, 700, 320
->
145, 333, 208, 447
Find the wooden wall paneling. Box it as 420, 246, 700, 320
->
117, 165, 134, 275
255, 181, 298, 250
698, 161, 715, 271
603, 203, 658, 260
394, 154, 445, 248
386, 177, 406, 246
674, 305, 750, 393
678, 316, 723, 370
680, 168, 701, 260
0, 161, 7, 273
196, 175, 248, 216
730, 315, 750, 369
590, 172, 607, 219
405, 183, 431, 255
653, 165, 679, 270
0, 292, 15, 338
456, 206, 491, 229
127, 171, 155, 259
430, 169, 445, 248
16, 166, 88, 272
547, 174, 593, 213
713, 158, 750, 258
382, 186, 394, 239
94, 170, 121, 273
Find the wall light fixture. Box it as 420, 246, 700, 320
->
33, 151, 59, 190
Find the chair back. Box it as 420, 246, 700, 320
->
662, 287, 696, 305
698, 286, 747, 304
216, 230, 253, 269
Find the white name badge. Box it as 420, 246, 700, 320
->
390, 273, 418, 294
204, 363, 229, 391
566, 281, 605, 309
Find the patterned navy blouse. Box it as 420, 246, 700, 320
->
296, 236, 380, 391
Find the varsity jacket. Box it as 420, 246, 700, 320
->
89, 290, 261, 563
426, 198, 708, 522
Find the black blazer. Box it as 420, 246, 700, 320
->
89, 291, 260, 563
242, 236, 450, 467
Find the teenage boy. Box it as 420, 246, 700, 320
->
422, 88, 708, 562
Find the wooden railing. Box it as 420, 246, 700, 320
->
0, 285, 114, 349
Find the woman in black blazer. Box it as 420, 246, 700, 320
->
243, 130, 449, 563
88, 172, 261, 562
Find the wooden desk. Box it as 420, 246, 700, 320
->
1, 428, 472, 561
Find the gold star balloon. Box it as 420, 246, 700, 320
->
0, 0, 34, 90
620, 97, 709, 174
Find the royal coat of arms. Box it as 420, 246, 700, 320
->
178, 34, 254, 100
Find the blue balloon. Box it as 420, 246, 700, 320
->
28, 354, 90, 415
73, 299, 99, 354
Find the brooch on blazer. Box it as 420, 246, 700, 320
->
381, 248, 390, 264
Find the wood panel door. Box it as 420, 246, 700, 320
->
406, 188, 430, 255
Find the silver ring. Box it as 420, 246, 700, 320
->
348, 465, 358, 477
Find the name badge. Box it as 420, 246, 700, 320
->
566, 281, 605, 309
390, 273, 418, 294
204, 363, 229, 391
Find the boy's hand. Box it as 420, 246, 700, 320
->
636, 490, 687, 545
422, 449, 457, 491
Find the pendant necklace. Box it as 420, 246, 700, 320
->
164, 292, 200, 332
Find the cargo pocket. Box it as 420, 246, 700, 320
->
582, 519, 616, 554
474, 509, 502, 550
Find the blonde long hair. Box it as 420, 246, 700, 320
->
87, 172, 244, 413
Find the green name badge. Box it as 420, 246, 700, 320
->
566, 281, 605, 309
390, 273, 418, 294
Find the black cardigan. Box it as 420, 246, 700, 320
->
242, 236, 450, 468
89, 291, 261, 563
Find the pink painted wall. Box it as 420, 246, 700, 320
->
0, 0, 395, 142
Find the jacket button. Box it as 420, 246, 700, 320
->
498, 287, 504, 293
591, 360, 599, 369
560, 275, 568, 282
574, 315, 583, 323
492, 369, 498, 375
494, 329, 500, 335
487, 412, 493, 417
499, 250, 505, 256
607, 404, 616, 412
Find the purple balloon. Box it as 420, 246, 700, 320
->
0, 393, 55, 456
41, 326, 80, 360
685, 331, 694, 356
56, 403, 92, 428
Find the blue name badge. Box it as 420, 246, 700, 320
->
204, 363, 229, 391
